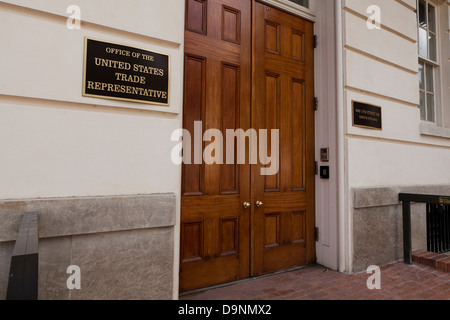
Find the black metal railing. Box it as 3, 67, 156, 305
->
426, 202, 450, 254
6, 212, 39, 300
399, 194, 450, 265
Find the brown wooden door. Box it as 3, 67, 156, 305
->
180, 0, 252, 292
252, 2, 315, 275
180, 0, 315, 292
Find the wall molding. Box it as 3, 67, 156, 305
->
353, 185, 450, 208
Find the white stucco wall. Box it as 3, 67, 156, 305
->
343, 0, 450, 189
341, 0, 450, 273
0, 0, 185, 299
0, 0, 184, 198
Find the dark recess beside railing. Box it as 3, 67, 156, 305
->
399, 194, 450, 265
6, 212, 39, 300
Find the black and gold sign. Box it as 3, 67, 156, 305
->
352, 101, 382, 130
83, 38, 169, 106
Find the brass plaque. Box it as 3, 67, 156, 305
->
83, 37, 170, 106
439, 197, 450, 205
352, 101, 382, 130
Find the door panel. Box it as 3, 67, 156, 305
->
180, 0, 251, 293
252, 2, 315, 275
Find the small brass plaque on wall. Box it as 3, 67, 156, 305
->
83, 37, 170, 106
352, 101, 382, 130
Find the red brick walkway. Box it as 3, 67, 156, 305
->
181, 262, 450, 300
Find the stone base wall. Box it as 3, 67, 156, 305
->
352, 185, 450, 273
0, 194, 176, 300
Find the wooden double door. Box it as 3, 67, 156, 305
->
180, 0, 315, 292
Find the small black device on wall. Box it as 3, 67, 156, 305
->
320, 166, 330, 180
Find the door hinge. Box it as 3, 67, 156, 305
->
315, 227, 319, 242
313, 35, 318, 48
315, 161, 318, 175
314, 97, 318, 111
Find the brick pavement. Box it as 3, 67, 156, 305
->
180, 262, 450, 300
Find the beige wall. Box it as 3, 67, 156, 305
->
0, 1, 184, 200
0, 0, 185, 299
341, 0, 450, 273
343, 0, 450, 188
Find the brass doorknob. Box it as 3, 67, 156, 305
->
256, 201, 264, 208
243, 202, 251, 209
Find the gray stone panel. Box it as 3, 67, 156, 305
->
0, 194, 176, 300
0, 242, 14, 300
0, 193, 176, 242
38, 236, 72, 300
353, 205, 402, 273
68, 228, 174, 300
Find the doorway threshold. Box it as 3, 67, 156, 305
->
179, 264, 317, 298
